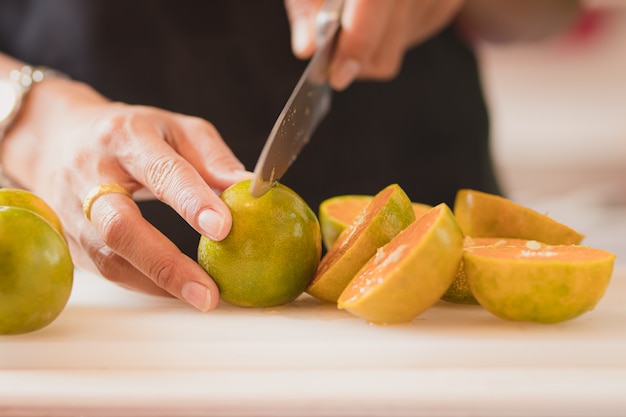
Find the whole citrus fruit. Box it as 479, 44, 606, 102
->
197, 180, 322, 308
0, 188, 65, 238
0, 206, 74, 335
464, 239, 615, 323
319, 194, 431, 250
338, 203, 464, 324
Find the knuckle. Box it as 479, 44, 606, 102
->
67, 116, 126, 172
343, 33, 374, 62
203, 144, 239, 168
144, 154, 179, 200
184, 116, 218, 137
76, 231, 118, 278
67, 146, 95, 174
143, 152, 206, 220
97, 208, 130, 251
68, 112, 136, 173
92, 244, 120, 279
94, 112, 132, 144
368, 56, 402, 81
181, 116, 228, 150
148, 256, 180, 291
95, 109, 157, 150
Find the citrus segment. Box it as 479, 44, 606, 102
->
0, 207, 74, 335
464, 239, 615, 323
0, 188, 65, 238
319, 194, 431, 250
307, 184, 415, 303
453, 189, 584, 245
338, 203, 464, 324
197, 180, 322, 308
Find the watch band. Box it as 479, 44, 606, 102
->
0, 65, 68, 188
0, 66, 65, 136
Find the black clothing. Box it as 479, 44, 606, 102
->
0, 0, 499, 257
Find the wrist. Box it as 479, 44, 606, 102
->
0, 66, 69, 187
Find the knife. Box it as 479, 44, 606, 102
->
249, 0, 344, 197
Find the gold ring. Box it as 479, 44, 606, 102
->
82, 183, 133, 221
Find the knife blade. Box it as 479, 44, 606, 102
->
249, 0, 344, 197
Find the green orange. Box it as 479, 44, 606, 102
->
319, 194, 431, 250
464, 239, 615, 323
197, 180, 321, 308
338, 203, 464, 324
0, 206, 74, 334
453, 189, 584, 244
307, 184, 415, 303
0, 188, 65, 238
444, 189, 586, 305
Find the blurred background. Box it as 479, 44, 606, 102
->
477, 1, 626, 263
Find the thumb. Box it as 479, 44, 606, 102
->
284, 0, 323, 59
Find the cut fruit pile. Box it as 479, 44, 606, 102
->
310, 186, 615, 325
197, 182, 615, 326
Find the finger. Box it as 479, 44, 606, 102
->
114, 114, 240, 241
69, 212, 169, 297
329, 0, 396, 90
284, 0, 323, 58
405, 0, 464, 47
80, 234, 170, 297
116, 115, 253, 201
87, 192, 220, 311
358, 0, 414, 80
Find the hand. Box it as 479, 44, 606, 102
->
285, 0, 464, 90
1, 76, 251, 311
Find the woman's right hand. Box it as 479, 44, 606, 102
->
285, 0, 464, 90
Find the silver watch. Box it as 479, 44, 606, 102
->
0, 66, 64, 139
0, 66, 66, 187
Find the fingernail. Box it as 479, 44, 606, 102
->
332, 58, 361, 91
198, 209, 226, 240
182, 281, 213, 312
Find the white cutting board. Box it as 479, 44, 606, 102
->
1, 266, 625, 416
